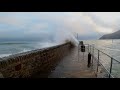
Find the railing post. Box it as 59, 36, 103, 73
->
92, 45, 94, 66
78, 44, 79, 61
96, 50, 99, 73
109, 58, 113, 78
88, 44, 89, 53
90, 45, 91, 54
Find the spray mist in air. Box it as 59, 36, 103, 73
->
54, 29, 79, 46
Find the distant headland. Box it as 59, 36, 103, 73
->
100, 30, 120, 39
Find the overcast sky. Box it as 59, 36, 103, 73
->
0, 12, 120, 41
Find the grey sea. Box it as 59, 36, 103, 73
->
0, 41, 58, 58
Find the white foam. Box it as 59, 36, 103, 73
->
35, 42, 59, 49
19, 48, 31, 53
0, 54, 11, 58
0, 49, 31, 58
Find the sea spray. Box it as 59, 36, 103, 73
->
54, 29, 79, 46
35, 29, 79, 48
35, 42, 59, 49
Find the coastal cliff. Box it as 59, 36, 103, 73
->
100, 30, 120, 39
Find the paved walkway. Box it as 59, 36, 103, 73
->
48, 47, 97, 78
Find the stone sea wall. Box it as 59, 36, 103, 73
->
0, 42, 72, 78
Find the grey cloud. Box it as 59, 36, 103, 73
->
0, 12, 118, 41
82, 13, 114, 28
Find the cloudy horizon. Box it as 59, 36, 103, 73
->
0, 12, 120, 41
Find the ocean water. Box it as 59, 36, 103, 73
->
0, 41, 59, 58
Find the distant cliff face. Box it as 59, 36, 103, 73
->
100, 30, 120, 39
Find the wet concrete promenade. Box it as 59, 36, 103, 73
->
48, 47, 97, 78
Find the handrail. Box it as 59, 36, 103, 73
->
90, 44, 120, 78
94, 47, 120, 64
112, 58, 120, 64
93, 56, 114, 78
78, 43, 120, 78
79, 44, 120, 64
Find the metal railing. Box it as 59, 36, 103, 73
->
78, 43, 120, 78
